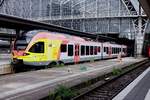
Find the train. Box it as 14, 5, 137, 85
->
147, 46, 150, 57
12, 30, 127, 68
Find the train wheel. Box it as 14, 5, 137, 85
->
12, 64, 22, 73
47, 62, 57, 68
58, 61, 64, 67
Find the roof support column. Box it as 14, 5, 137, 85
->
134, 5, 148, 57
15, 29, 21, 39
135, 16, 143, 57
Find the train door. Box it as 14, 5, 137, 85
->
74, 44, 80, 63
109, 46, 112, 57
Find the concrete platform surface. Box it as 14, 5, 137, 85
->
113, 63, 150, 100
0, 55, 11, 75
0, 59, 11, 65
0, 54, 11, 59
0, 57, 146, 100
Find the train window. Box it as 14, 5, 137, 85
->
104, 47, 106, 52
94, 46, 97, 55
113, 48, 115, 54
86, 46, 89, 55
98, 47, 100, 52
68, 45, 73, 56
123, 48, 125, 52
116, 48, 118, 53
117, 48, 119, 53
29, 42, 44, 53
81, 45, 85, 56
61, 44, 67, 52
106, 47, 109, 54
90, 46, 93, 55
112, 48, 114, 54
113, 48, 114, 54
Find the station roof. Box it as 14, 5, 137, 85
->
139, 0, 150, 18
130, 0, 140, 14
0, 14, 134, 46
0, 14, 117, 42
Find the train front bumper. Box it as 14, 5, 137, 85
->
12, 58, 23, 65
12, 58, 49, 66
23, 61, 49, 66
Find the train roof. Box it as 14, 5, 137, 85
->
24, 30, 86, 42
23, 30, 127, 47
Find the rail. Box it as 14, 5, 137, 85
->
72, 59, 150, 100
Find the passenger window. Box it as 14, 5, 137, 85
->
117, 48, 118, 53
61, 44, 67, 52
116, 48, 118, 53
81, 45, 85, 56
98, 47, 100, 52
86, 46, 89, 55
68, 45, 73, 56
90, 46, 93, 55
104, 47, 106, 52
112, 48, 114, 54
94, 46, 97, 55
29, 42, 44, 53
113, 48, 115, 54
113, 48, 114, 54
106, 47, 109, 54
123, 48, 126, 53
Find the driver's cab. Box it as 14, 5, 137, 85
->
15, 39, 48, 66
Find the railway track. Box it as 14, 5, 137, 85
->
72, 59, 150, 100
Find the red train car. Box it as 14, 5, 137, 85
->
148, 46, 150, 57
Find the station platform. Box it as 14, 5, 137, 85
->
0, 54, 11, 75
0, 57, 146, 100
113, 62, 150, 100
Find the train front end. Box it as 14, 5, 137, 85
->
12, 30, 61, 68
12, 37, 28, 66
12, 31, 41, 66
